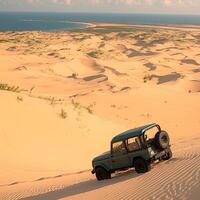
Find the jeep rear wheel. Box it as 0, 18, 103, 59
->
134, 158, 151, 173
95, 167, 111, 181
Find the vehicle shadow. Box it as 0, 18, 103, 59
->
21, 170, 141, 200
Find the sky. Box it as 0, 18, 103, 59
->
0, 0, 200, 14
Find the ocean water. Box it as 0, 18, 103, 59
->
1, 12, 200, 32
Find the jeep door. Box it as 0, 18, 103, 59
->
111, 140, 131, 170
126, 136, 150, 161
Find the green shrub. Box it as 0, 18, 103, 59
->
29, 86, 35, 96
0, 83, 22, 93
71, 99, 81, 109
17, 96, 23, 102
85, 105, 93, 114
60, 109, 67, 119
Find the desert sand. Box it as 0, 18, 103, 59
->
0, 24, 200, 199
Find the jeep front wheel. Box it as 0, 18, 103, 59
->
95, 167, 111, 181
134, 158, 151, 173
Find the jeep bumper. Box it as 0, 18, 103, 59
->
153, 147, 171, 160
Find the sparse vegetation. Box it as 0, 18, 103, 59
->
0, 83, 23, 93
71, 99, 81, 109
85, 105, 94, 114
14, 66, 27, 71
143, 75, 153, 83
71, 99, 95, 114
37, 95, 63, 105
120, 87, 131, 92
29, 86, 35, 96
87, 51, 99, 58
111, 104, 116, 108
0, 39, 17, 43
17, 96, 23, 102
60, 109, 67, 119
72, 73, 78, 79
50, 97, 56, 105
68, 73, 78, 79
0, 39, 11, 43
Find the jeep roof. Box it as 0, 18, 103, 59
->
111, 123, 160, 143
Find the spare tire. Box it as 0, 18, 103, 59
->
155, 131, 170, 149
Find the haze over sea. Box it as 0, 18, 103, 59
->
1, 12, 200, 32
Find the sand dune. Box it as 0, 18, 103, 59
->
1, 137, 200, 200
0, 24, 200, 199
0, 91, 125, 185
181, 80, 200, 93
50, 57, 103, 78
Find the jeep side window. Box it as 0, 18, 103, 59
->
145, 127, 159, 145
127, 137, 142, 152
112, 141, 126, 155
146, 127, 159, 140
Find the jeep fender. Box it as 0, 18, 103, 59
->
94, 164, 109, 173
132, 156, 147, 165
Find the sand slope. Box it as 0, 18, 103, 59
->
1, 136, 200, 200
0, 25, 200, 199
0, 91, 125, 185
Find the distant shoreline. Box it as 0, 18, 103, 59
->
1, 21, 200, 32
79, 21, 200, 32
90, 21, 200, 27
1, 12, 200, 32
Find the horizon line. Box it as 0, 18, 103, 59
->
0, 11, 200, 16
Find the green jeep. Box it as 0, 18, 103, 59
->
92, 123, 172, 181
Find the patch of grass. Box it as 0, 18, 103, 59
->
37, 95, 62, 105
111, 104, 116, 108
71, 99, 95, 114
17, 96, 23, 102
0, 39, 10, 43
29, 86, 35, 96
85, 105, 94, 114
68, 73, 78, 79
50, 97, 55, 105
60, 109, 67, 119
71, 99, 81, 109
0, 39, 17, 43
0, 83, 23, 93
87, 51, 99, 58
143, 75, 153, 83
116, 32, 131, 38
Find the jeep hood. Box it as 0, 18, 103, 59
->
93, 151, 111, 162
